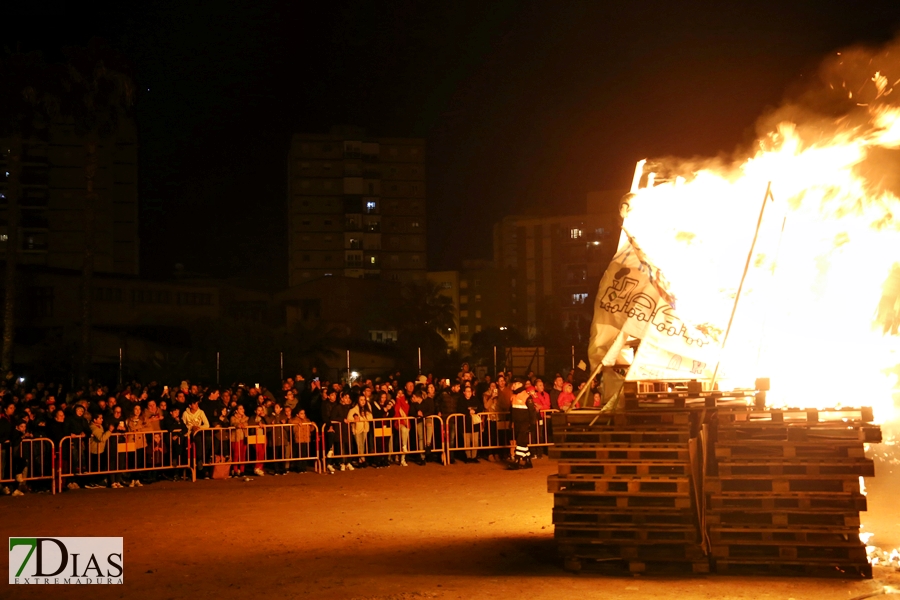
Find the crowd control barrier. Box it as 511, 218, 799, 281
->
193, 422, 322, 475
0, 438, 56, 494
530, 409, 559, 448
59, 430, 195, 485
445, 412, 512, 461
323, 415, 445, 466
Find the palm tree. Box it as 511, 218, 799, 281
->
59, 40, 134, 382
0, 51, 52, 375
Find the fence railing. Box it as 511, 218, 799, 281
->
59, 430, 195, 483
0, 409, 564, 494
193, 422, 322, 475
1, 438, 56, 493
323, 415, 445, 465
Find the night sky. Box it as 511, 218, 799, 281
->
7, 1, 900, 289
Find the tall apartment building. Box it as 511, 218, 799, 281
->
0, 119, 139, 275
493, 190, 624, 339
287, 128, 427, 287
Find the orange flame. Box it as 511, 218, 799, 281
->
625, 77, 900, 422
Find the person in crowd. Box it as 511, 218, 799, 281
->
392, 389, 410, 467
229, 404, 249, 477
64, 404, 91, 489
125, 404, 146, 487
265, 402, 289, 475
481, 381, 500, 461
164, 405, 189, 476
549, 375, 564, 410
183, 398, 210, 475
557, 382, 576, 411
248, 404, 268, 477
334, 391, 354, 471
346, 394, 373, 468
371, 391, 394, 468
508, 381, 537, 470
4, 419, 32, 496
531, 379, 551, 457
87, 412, 115, 489
289, 407, 314, 472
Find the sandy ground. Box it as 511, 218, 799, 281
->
3, 454, 900, 600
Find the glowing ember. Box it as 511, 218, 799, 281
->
621, 46, 900, 423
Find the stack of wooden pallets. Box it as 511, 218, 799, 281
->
550, 401, 708, 574
707, 406, 880, 578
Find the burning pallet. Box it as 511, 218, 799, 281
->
706, 405, 879, 578
550, 382, 880, 578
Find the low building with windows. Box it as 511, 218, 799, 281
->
492, 190, 624, 340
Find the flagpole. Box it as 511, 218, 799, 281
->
710, 182, 774, 389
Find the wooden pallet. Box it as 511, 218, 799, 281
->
713, 559, 872, 578
716, 459, 874, 477
715, 441, 867, 460
558, 541, 707, 562
706, 492, 867, 512
557, 461, 692, 477
563, 556, 711, 575
716, 406, 874, 425
555, 494, 694, 510
706, 510, 861, 528
710, 543, 866, 561
708, 526, 860, 544
552, 430, 692, 444
556, 525, 700, 543
705, 476, 860, 495
550, 475, 692, 495
553, 508, 697, 527
550, 444, 691, 462
716, 425, 881, 443
552, 410, 693, 428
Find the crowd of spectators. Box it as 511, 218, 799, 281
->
0, 363, 589, 496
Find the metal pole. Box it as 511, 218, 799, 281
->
280, 351, 284, 381
711, 182, 774, 389
118, 347, 123, 386
346, 349, 351, 381
216, 351, 220, 385
572, 345, 575, 371
418, 347, 422, 375
493, 345, 497, 376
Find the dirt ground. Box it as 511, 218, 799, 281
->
3, 453, 900, 600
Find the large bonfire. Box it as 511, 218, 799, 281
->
590, 41, 900, 427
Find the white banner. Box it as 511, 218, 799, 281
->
588, 231, 718, 381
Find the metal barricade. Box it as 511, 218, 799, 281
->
528, 409, 559, 447
193, 422, 322, 476
0, 438, 56, 494
58, 430, 194, 486
321, 415, 445, 467
445, 412, 511, 462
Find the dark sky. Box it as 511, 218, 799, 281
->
7, 1, 900, 288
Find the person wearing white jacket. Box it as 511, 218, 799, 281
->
346, 396, 373, 467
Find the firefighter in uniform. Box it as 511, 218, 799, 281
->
508, 380, 536, 470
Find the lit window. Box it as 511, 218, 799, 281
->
572, 293, 588, 304
460, 325, 469, 334
369, 256, 377, 264
411, 221, 420, 228
366, 201, 376, 211
460, 280, 468, 289
475, 310, 481, 319
475, 325, 481, 332
570, 228, 583, 239
460, 310, 469, 318
460, 295, 468, 304
439, 282, 451, 289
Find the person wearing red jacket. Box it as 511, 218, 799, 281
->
392, 390, 410, 467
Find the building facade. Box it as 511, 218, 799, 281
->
0, 119, 139, 276
287, 128, 426, 286
493, 190, 624, 340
